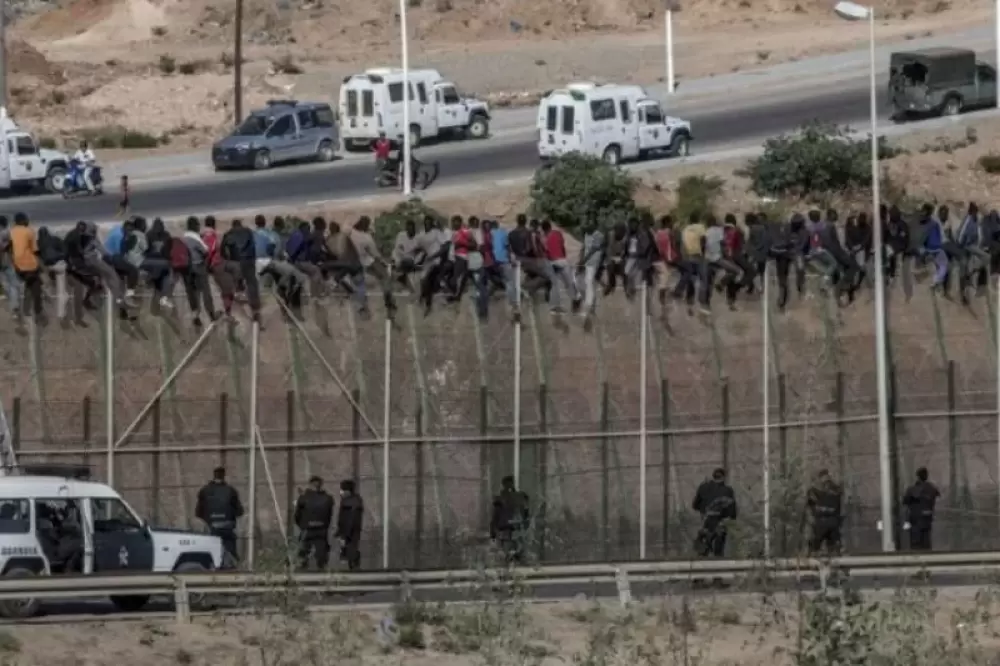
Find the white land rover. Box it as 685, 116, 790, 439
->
0, 465, 224, 618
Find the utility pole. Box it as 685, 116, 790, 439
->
233, 0, 243, 124
0, 0, 8, 110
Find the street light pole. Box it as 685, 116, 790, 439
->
665, 5, 675, 94
834, 0, 894, 553
234, 0, 243, 124
399, 0, 413, 196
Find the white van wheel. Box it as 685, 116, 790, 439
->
602, 145, 621, 166
942, 96, 962, 116
467, 115, 489, 139
671, 134, 690, 158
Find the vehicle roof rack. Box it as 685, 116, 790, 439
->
266, 99, 299, 107
15, 464, 92, 480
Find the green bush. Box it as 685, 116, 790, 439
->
373, 198, 444, 257
671, 174, 725, 225
979, 154, 1000, 174
740, 121, 903, 197
529, 153, 638, 235
79, 126, 163, 149
121, 131, 162, 149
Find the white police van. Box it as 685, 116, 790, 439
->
536, 82, 693, 164
0, 464, 224, 618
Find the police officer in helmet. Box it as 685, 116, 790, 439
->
195, 467, 244, 564
692, 468, 737, 558
490, 475, 531, 564
806, 468, 843, 556
294, 475, 335, 570
903, 466, 941, 551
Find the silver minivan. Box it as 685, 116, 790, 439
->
212, 100, 340, 171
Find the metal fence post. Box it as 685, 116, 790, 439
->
11, 398, 19, 454
82, 396, 92, 469
478, 385, 489, 531
351, 388, 361, 488
151, 399, 161, 525
889, 364, 903, 550
778, 374, 787, 556
660, 379, 671, 558
721, 380, 730, 472
537, 383, 549, 562
218, 392, 229, 470
946, 360, 959, 549
600, 381, 610, 561
415, 393, 424, 570
286, 390, 296, 537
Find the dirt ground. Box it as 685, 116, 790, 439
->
3, 587, 1000, 665
1, 0, 989, 151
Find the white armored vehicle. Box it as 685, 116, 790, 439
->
0, 464, 224, 618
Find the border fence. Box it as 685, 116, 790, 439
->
2, 270, 1000, 569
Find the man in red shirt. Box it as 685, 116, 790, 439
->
373, 132, 392, 177
201, 216, 236, 317
448, 216, 476, 301
653, 215, 680, 310
541, 220, 581, 311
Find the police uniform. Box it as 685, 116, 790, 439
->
903, 470, 941, 551
807, 476, 843, 555
295, 483, 335, 570
336, 480, 365, 571
692, 471, 737, 557
195, 475, 244, 562
490, 478, 531, 563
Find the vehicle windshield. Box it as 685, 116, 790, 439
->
232, 113, 271, 136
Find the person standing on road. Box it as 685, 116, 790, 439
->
195, 466, 245, 565
335, 479, 364, 571
806, 468, 844, 556
903, 467, 940, 551
294, 475, 335, 571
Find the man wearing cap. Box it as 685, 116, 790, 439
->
335, 479, 364, 570
692, 467, 738, 559
294, 475, 335, 570
195, 466, 244, 564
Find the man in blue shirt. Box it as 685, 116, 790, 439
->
488, 220, 517, 316
104, 223, 125, 256
253, 214, 278, 259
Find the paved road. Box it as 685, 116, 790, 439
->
9, 82, 896, 226
2, 570, 993, 624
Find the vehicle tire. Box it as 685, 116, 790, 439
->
670, 133, 691, 158
408, 125, 422, 148
466, 115, 489, 140
110, 595, 150, 612
942, 96, 962, 116
0, 567, 41, 619
253, 149, 272, 170
174, 560, 214, 610
316, 140, 336, 163
601, 145, 621, 166
45, 166, 67, 193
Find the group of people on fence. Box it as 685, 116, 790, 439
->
0, 201, 994, 330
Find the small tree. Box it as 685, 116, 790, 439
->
740, 121, 902, 198
529, 153, 638, 235
373, 198, 445, 257
671, 174, 725, 225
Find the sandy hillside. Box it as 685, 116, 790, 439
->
3, 588, 1000, 665
0, 0, 986, 152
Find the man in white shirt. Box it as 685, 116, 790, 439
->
72, 140, 97, 192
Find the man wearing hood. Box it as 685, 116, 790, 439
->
335, 479, 364, 571
221, 219, 261, 322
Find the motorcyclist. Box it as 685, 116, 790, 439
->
72, 140, 97, 192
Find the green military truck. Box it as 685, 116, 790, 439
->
889, 47, 996, 120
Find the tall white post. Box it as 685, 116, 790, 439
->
382, 316, 392, 569
513, 266, 522, 487
996, 0, 1000, 110
996, 276, 1000, 533
639, 281, 648, 560
762, 265, 771, 559
665, 7, 675, 94
869, 8, 894, 553
399, 0, 413, 196
247, 320, 260, 570
105, 289, 114, 485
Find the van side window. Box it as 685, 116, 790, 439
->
297, 109, 315, 130
92, 498, 142, 531
314, 106, 335, 127
619, 100, 631, 123
16, 137, 36, 156
417, 82, 428, 104
441, 86, 460, 104
978, 64, 996, 83
0, 499, 30, 534
346, 90, 359, 117
645, 106, 664, 125
408, 83, 415, 102
269, 115, 293, 136
361, 90, 374, 116
546, 106, 557, 132
560, 106, 574, 134
590, 99, 615, 122
388, 83, 404, 103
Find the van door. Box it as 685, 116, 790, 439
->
8, 135, 35, 184
89, 497, 154, 573
293, 109, 319, 158
0, 135, 11, 191
264, 114, 295, 162
638, 101, 668, 153
435, 84, 462, 131
977, 63, 997, 107
618, 98, 639, 159
560, 103, 579, 153
416, 80, 439, 138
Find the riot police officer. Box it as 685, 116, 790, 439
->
195, 467, 244, 564
692, 468, 737, 558
807, 468, 843, 555
490, 475, 531, 564
903, 467, 941, 551
294, 475, 335, 570
335, 479, 364, 571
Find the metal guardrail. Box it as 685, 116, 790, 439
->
3, 552, 1000, 623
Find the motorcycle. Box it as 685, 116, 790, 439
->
375, 158, 438, 191
62, 159, 104, 198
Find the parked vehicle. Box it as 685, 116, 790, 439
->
890, 47, 997, 120
212, 100, 339, 171
536, 83, 693, 165
339, 68, 490, 150
0, 107, 72, 194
